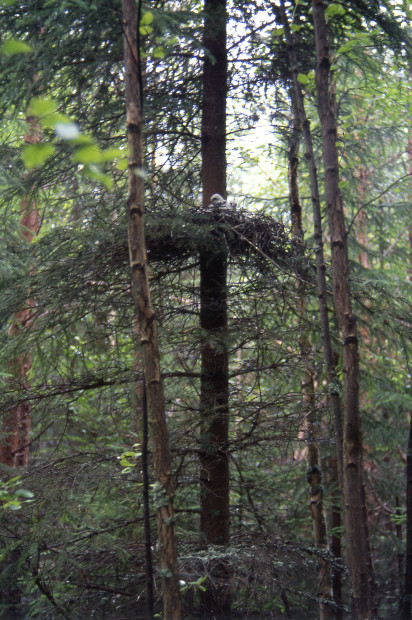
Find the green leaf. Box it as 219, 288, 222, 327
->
72, 145, 103, 164
297, 73, 310, 84
117, 158, 128, 171
337, 40, 356, 54
28, 97, 58, 118
1, 38, 32, 55
100, 147, 124, 161
15, 489, 34, 498
119, 458, 135, 467
4, 500, 22, 510
70, 133, 95, 146
290, 24, 301, 32
153, 46, 165, 59
141, 11, 154, 25
325, 3, 346, 17
27, 97, 71, 129
22, 143, 55, 168
140, 25, 153, 36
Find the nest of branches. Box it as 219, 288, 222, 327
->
145, 206, 291, 269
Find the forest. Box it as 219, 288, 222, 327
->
0, 0, 411, 618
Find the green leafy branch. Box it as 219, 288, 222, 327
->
0, 476, 34, 511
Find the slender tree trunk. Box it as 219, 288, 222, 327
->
400, 131, 412, 620
311, 1, 375, 617
401, 414, 412, 619
0, 117, 41, 468
280, 5, 344, 615
0, 114, 41, 620
199, 0, 231, 615
280, 2, 343, 486
122, 2, 181, 617
288, 95, 332, 619
324, 456, 344, 620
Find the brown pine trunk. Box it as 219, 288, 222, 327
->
0, 119, 41, 468
122, 2, 181, 617
288, 92, 332, 619
199, 0, 231, 616
311, 1, 375, 617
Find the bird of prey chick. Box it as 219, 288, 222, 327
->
209, 194, 237, 210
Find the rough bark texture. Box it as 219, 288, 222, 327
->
280, 2, 343, 489
199, 0, 231, 615
325, 456, 344, 620
122, 2, 181, 617
288, 93, 332, 620
280, 5, 346, 615
0, 119, 41, 468
311, 1, 375, 617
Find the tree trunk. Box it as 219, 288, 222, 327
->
311, 1, 375, 617
280, 1, 343, 487
400, 130, 412, 620
324, 456, 344, 620
0, 119, 41, 468
122, 2, 181, 617
288, 91, 332, 620
401, 413, 412, 619
280, 5, 345, 615
199, 0, 231, 615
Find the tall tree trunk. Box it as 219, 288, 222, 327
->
122, 2, 181, 617
400, 131, 412, 620
0, 114, 41, 620
280, 4, 344, 615
199, 0, 231, 616
0, 117, 41, 468
324, 456, 344, 620
401, 413, 412, 619
288, 94, 332, 619
311, 1, 375, 617
280, 1, 343, 487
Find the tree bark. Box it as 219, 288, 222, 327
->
288, 90, 332, 620
122, 2, 181, 617
400, 131, 412, 620
199, 0, 231, 615
0, 118, 41, 468
280, 2, 343, 488
280, 4, 345, 615
311, 1, 375, 617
